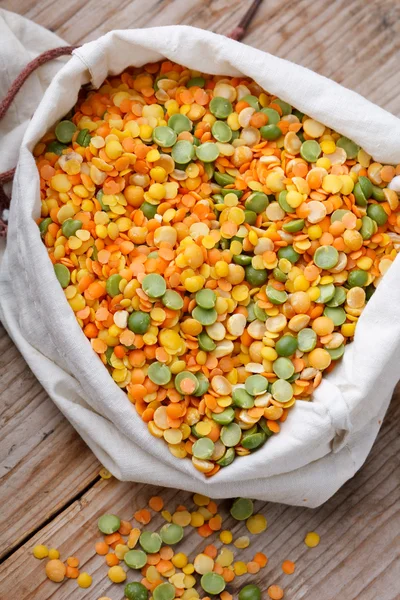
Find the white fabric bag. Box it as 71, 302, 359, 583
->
1, 13, 400, 507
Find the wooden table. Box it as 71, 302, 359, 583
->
0, 1, 399, 598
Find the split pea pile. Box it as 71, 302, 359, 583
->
33, 492, 318, 598
36, 61, 400, 475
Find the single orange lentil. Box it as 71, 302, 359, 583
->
105, 553, 120, 567
95, 541, 109, 555
282, 560, 296, 574
149, 496, 164, 512
134, 509, 151, 525
268, 585, 284, 599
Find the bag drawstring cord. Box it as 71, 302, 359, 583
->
0, 0, 263, 236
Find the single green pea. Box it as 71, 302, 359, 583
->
46, 140, 68, 155
187, 76, 206, 88
142, 273, 166, 298
316, 283, 336, 304
96, 189, 110, 212
159, 523, 184, 545
148, 362, 172, 385
196, 142, 220, 162
326, 344, 345, 360
141, 201, 158, 219
76, 128, 91, 147
245, 192, 270, 214
239, 584, 262, 600
193, 372, 210, 396
204, 162, 215, 180
275, 335, 298, 357
278, 190, 293, 213
54, 263, 70, 288
162, 290, 184, 310
153, 583, 175, 600
168, 113, 192, 133
220, 423, 242, 447
246, 302, 257, 322
55, 120, 77, 143
241, 94, 260, 110
244, 210, 257, 224
245, 375, 268, 395
260, 107, 280, 124
214, 171, 235, 186
217, 447, 235, 467
260, 124, 282, 140
105, 346, 114, 366
274, 98, 292, 115
39, 217, 52, 235
347, 269, 368, 288
371, 184, 385, 202
230, 498, 254, 521
254, 303, 267, 321
174, 371, 199, 395
353, 182, 367, 207
61, 218, 82, 238
245, 265, 268, 286
209, 97, 233, 119
212, 120, 232, 143
192, 306, 218, 325
282, 218, 305, 233
172, 140, 195, 164
124, 549, 148, 569
323, 306, 346, 326
266, 285, 288, 305
300, 140, 321, 162
196, 289, 216, 309
128, 311, 151, 334
336, 136, 359, 159
212, 407, 235, 425
106, 273, 123, 298
277, 245, 300, 264
314, 245, 339, 269
365, 284, 375, 301
124, 582, 149, 600
326, 286, 347, 307
297, 327, 317, 352
193, 437, 215, 459
139, 531, 162, 554
153, 126, 177, 147
98, 514, 121, 535
273, 357, 295, 380
232, 388, 255, 408
358, 175, 373, 198
293, 109, 305, 121
201, 572, 226, 595
367, 203, 388, 225
197, 331, 217, 352
241, 432, 266, 450
273, 267, 288, 283
271, 378, 293, 402
360, 215, 376, 240
233, 254, 252, 266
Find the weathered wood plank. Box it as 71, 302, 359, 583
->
0, 325, 101, 560
0, 390, 398, 599
2, 0, 399, 115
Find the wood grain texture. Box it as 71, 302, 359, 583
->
0, 325, 101, 560
0, 391, 398, 600
0, 0, 399, 598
